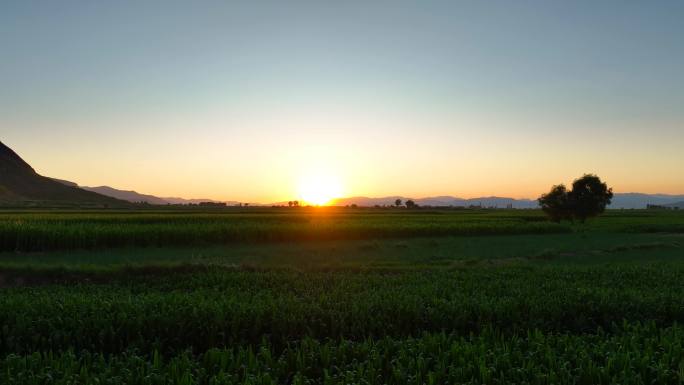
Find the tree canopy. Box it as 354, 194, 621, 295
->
538, 174, 613, 222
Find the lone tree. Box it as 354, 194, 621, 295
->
395, 198, 402, 207
405, 199, 418, 209
538, 174, 613, 222
538, 184, 573, 222
568, 174, 613, 222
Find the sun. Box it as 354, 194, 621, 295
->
297, 172, 343, 206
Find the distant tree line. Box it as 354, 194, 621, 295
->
393, 199, 419, 209
198, 202, 227, 207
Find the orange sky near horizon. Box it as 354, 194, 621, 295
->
5, 127, 683, 204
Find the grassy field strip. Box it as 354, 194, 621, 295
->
0, 210, 573, 251
3, 324, 683, 384
1, 210, 684, 384
2, 266, 684, 355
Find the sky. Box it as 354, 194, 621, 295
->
2, 1, 683, 203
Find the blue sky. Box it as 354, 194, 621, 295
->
2, 1, 683, 201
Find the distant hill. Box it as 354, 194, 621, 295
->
331, 196, 538, 208
331, 194, 684, 209
76, 185, 235, 205
608, 193, 684, 209
0, 141, 126, 207
82, 186, 169, 205
665, 201, 684, 209
160, 196, 237, 205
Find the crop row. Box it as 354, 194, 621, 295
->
2, 265, 683, 355
3, 323, 683, 385
0, 212, 569, 251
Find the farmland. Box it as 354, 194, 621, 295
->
1, 208, 683, 384
0, 209, 571, 252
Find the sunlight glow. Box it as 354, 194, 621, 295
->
297, 172, 343, 206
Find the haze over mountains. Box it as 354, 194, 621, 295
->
1, 141, 682, 209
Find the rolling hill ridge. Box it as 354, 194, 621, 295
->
0, 141, 126, 206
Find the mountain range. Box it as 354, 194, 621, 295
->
330, 196, 539, 208
79, 186, 235, 205
330, 195, 684, 209
2, 140, 682, 209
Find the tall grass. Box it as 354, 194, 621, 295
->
2, 265, 684, 355
3, 323, 683, 385
2, 209, 684, 384
0, 212, 570, 251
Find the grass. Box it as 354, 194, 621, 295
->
0, 231, 680, 270
3, 263, 684, 355
0, 209, 572, 252
0, 208, 682, 253
1, 208, 684, 384
4, 324, 684, 385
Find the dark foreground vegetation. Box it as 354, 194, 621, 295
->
0, 209, 571, 252
4, 323, 683, 385
1, 209, 683, 384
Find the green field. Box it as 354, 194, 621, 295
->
1, 209, 683, 384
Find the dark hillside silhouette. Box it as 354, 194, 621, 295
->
0, 141, 126, 206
